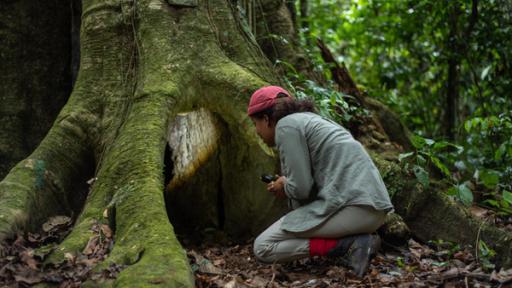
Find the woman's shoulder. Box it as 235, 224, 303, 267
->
278, 112, 318, 126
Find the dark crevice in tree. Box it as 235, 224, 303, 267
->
217, 156, 225, 230
69, 157, 96, 218
163, 143, 176, 229
164, 143, 174, 188
108, 206, 117, 236
70, 0, 82, 87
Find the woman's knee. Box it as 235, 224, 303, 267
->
253, 234, 274, 263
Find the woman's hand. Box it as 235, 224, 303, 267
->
268, 176, 287, 199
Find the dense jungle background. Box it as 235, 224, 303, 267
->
0, 0, 511, 287
300, 0, 512, 220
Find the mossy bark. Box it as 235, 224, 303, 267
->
0, 0, 287, 286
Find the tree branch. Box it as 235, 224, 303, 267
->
316, 38, 364, 104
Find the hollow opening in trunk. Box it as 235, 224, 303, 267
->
163, 110, 227, 242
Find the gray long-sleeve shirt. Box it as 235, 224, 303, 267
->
276, 112, 393, 232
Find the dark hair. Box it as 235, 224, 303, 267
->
251, 95, 317, 124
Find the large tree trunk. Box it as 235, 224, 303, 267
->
0, 0, 286, 286
0, 0, 511, 287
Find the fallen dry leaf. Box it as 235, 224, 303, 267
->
469, 206, 491, 220
13, 274, 42, 285
224, 276, 252, 288
246, 275, 267, 287
408, 238, 434, 259
20, 249, 39, 270
101, 224, 113, 238
83, 235, 99, 256
213, 258, 225, 266
490, 268, 512, 283
42, 216, 71, 233
64, 252, 76, 263
442, 267, 462, 279
0, 217, 119, 287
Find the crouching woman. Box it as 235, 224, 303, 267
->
248, 86, 394, 277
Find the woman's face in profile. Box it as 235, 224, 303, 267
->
251, 115, 276, 147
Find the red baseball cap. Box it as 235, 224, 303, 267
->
247, 86, 292, 116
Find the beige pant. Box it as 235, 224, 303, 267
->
253, 205, 386, 263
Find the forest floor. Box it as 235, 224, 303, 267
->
183, 234, 512, 288
1, 213, 512, 287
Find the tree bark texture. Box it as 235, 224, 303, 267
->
0, 0, 285, 286
0, 0, 511, 287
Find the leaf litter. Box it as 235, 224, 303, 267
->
182, 234, 512, 287
0, 216, 123, 287
2, 216, 512, 287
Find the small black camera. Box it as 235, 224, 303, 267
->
260, 174, 278, 183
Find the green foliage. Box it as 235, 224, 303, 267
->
303, 0, 512, 136
396, 256, 405, 268
460, 112, 512, 213
301, 0, 512, 215
399, 136, 465, 201
478, 240, 496, 271
446, 183, 473, 207
463, 113, 512, 185
399, 130, 510, 210
428, 239, 461, 258
278, 60, 369, 126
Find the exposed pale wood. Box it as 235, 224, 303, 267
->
167, 109, 223, 192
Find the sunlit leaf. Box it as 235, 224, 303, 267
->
456, 183, 473, 206
432, 261, 448, 267
432, 141, 450, 150
494, 143, 507, 161
417, 153, 427, 166
398, 152, 414, 162
481, 65, 492, 80
411, 135, 426, 149
503, 190, 512, 205
482, 199, 499, 208
479, 169, 500, 188
430, 156, 451, 177
479, 240, 496, 258
396, 257, 405, 268
446, 186, 457, 196
454, 160, 466, 171
424, 138, 435, 146
464, 120, 472, 133
413, 165, 429, 188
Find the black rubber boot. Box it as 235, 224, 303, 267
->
327, 234, 381, 277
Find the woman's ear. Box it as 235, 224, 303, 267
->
263, 114, 269, 125
263, 115, 274, 128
